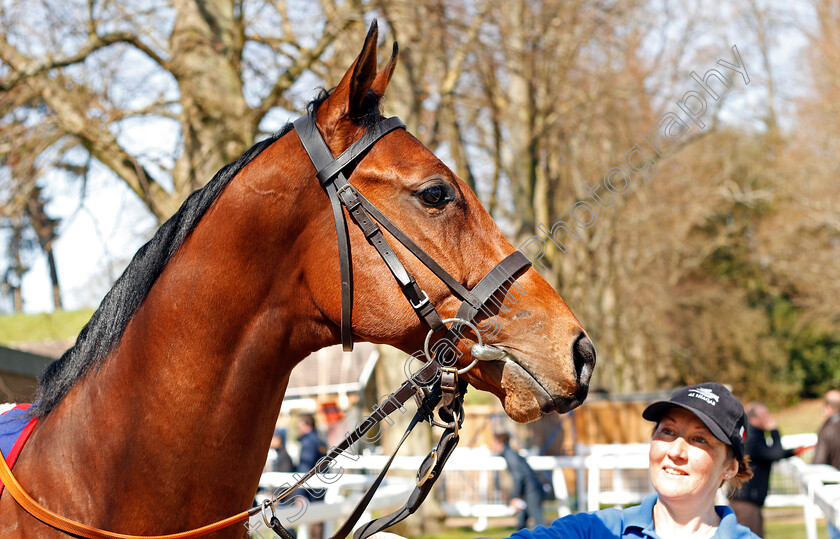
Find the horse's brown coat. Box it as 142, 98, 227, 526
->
0, 23, 593, 537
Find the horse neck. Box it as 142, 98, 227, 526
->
34, 134, 334, 527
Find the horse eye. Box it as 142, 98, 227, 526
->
417, 184, 451, 208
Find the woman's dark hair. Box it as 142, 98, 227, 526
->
299, 414, 316, 429
726, 445, 753, 490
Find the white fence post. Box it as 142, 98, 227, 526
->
262, 442, 834, 533
552, 467, 571, 517
587, 454, 601, 512
804, 479, 818, 539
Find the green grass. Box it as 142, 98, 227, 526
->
775, 398, 826, 435
764, 520, 822, 539
243, 513, 825, 539
244, 508, 823, 538
0, 309, 94, 345
246, 525, 517, 539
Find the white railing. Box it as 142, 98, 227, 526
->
575, 443, 652, 511
255, 436, 829, 536
336, 447, 575, 530
335, 445, 653, 529
252, 472, 413, 539
788, 458, 840, 539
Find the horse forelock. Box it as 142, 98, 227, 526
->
277, 87, 384, 138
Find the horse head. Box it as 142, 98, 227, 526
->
299, 22, 595, 423
0, 20, 598, 538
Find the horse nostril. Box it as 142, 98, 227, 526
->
573, 333, 596, 386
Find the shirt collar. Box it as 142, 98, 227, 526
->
715, 504, 743, 536
622, 494, 658, 534
622, 495, 744, 538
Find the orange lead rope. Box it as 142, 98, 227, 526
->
0, 450, 251, 539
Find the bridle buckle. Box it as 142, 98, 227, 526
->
409, 290, 430, 309
440, 366, 458, 393
335, 182, 357, 200
416, 448, 439, 486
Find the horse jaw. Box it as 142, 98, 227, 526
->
459, 268, 596, 423
468, 344, 574, 421
464, 350, 584, 423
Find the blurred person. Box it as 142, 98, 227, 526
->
297, 413, 327, 475
814, 389, 840, 539
729, 401, 808, 536
376, 383, 759, 539
492, 431, 546, 529
296, 413, 327, 539
254, 427, 296, 513
264, 427, 295, 473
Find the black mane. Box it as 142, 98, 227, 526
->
33, 88, 385, 417
32, 133, 281, 417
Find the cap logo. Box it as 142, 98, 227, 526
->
740, 426, 746, 440
687, 387, 719, 406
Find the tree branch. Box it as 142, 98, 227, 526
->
248, 14, 359, 126
30, 73, 167, 218
245, 34, 298, 54
0, 31, 167, 91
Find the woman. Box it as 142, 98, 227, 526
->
371, 382, 757, 539
506, 382, 758, 538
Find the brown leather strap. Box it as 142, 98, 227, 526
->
294, 114, 483, 350
330, 408, 424, 539
351, 427, 460, 539
265, 358, 443, 508
294, 115, 357, 351
0, 449, 250, 539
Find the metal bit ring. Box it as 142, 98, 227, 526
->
261, 499, 277, 528
423, 318, 483, 375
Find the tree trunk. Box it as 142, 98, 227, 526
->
12, 287, 22, 314
167, 0, 252, 216
26, 188, 63, 310
46, 249, 62, 311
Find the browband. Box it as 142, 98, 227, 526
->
279, 113, 534, 539
294, 114, 529, 351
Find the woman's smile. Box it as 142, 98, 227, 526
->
650, 407, 738, 507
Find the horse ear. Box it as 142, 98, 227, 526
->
371, 42, 399, 97
319, 21, 379, 127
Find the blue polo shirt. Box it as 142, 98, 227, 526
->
507, 494, 759, 538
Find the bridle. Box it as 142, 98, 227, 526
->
0, 113, 532, 539
293, 113, 530, 354
283, 113, 532, 538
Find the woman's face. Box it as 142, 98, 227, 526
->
649, 407, 739, 507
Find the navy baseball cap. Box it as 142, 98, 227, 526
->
642, 382, 747, 462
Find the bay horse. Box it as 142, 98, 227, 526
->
0, 22, 594, 537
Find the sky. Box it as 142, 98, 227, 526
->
9, 0, 817, 315
16, 164, 156, 313
17, 110, 298, 314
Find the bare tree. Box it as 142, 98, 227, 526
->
0, 0, 365, 222
0, 0, 369, 305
